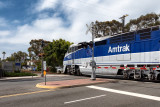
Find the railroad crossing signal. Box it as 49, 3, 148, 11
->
86, 22, 94, 35
86, 22, 96, 80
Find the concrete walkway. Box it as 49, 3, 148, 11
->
0, 76, 40, 80
36, 78, 115, 89
0, 74, 69, 80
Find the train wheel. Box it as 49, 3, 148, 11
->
76, 68, 81, 76
67, 67, 71, 75
123, 72, 128, 79
157, 74, 160, 80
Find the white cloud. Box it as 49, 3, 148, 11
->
35, 0, 59, 12
1, 0, 160, 58
0, 30, 11, 37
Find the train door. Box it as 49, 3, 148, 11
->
71, 46, 75, 65
151, 40, 159, 62
144, 41, 151, 62
67, 47, 72, 65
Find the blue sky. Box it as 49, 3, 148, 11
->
0, 0, 160, 59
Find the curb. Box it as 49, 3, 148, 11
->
36, 83, 62, 89
36, 79, 116, 89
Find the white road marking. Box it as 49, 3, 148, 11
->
145, 82, 151, 84
87, 85, 160, 102
46, 75, 69, 77
64, 94, 106, 104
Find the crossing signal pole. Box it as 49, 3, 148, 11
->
41, 40, 44, 77
86, 22, 96, 80
119, 14, 128, 33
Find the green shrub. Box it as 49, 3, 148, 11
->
4, 72, 37, 77
37, 62, 41, 71
14, 70, 20, 73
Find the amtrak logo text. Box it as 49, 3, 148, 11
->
108, 44, 130, 53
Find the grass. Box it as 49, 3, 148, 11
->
4, 72, 37, 77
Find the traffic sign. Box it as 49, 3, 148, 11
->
43, 70, 46, 76
86, 22, 94, 35
43, 61, 46, 70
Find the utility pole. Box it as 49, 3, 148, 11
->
119, 14, 128, 33
41, 40, 44, 77
86, 22, 96, 80
91, 22, 96, 80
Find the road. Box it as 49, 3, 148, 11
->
0, 75, 160, 107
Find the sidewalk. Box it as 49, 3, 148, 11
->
0, 76, 40, 80
0, 74, 69, 80
36, 78, 116, 89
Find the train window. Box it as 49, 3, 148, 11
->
78, 45, 83, 49
75, 46, 78, 51
122, 32, 135, 42
110, 35, 121, 44
78, 42, 88, 49
152, 26, 159, 31
95, 40, 107, 46
82, 43, 88, 49
71, 47, 75, 52
68, 47, 71, 53
140, 32, 151, 40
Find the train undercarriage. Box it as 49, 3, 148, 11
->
123, 69, 160, 80
64, 64, 160, 81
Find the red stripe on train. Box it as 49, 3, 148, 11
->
140, 67, 147, 70
130, 67, 135, 69
153, 68, 156, 70
104, 67, 109, 69
120, 67, 125, 69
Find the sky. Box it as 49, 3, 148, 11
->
0, 0, 160, 59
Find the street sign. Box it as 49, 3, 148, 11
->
2, 61, 14, 72
43, 70, 46, 76
43, 61, 46, 70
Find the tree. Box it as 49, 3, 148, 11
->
6, 51, 28, 62
44, 39, 72, 72
125, 13, 160, 31
28, 39, 50, 60
95, 20, 122, 37
95, 12, 160, 37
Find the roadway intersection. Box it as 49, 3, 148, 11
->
0, 75, 160, 107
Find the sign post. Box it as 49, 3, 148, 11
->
44, 70, 46, 85
86, 22, 96, 80
43, 61, 47, 85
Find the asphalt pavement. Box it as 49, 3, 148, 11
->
0, 74, 160, 107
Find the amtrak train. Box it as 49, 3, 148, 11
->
63, 26, 160, 80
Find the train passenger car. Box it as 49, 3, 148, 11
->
63, 26, 160, 80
